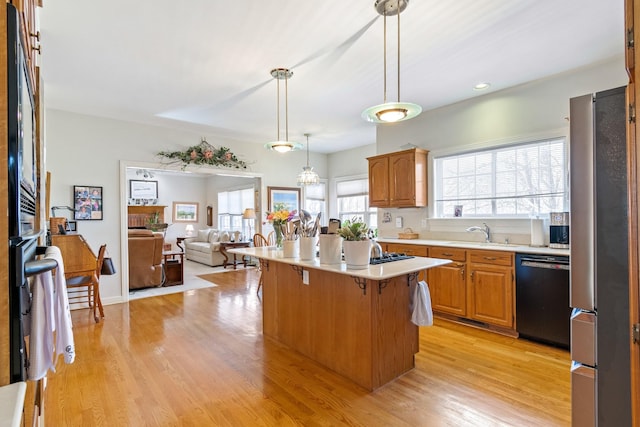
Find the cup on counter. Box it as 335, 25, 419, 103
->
282, 239, 299, 258
454, 205, 463, 217
319, 234, 342, 264
300, 236, 318, 260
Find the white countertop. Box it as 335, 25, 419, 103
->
377, 237, 570, 257
229, 246, 452, 280
0, 382, 26, 427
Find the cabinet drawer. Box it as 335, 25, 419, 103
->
385, 243, 428, 257
469, 250, 513, 266
429, 246, 466, 262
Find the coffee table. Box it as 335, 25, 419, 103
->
220, 241, 251, 269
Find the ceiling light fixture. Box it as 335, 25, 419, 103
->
136, 168, 155, 179
297, 133, 320, 186
362, 0, 421, 124
264, 68, 302, 153
473, 82, 491, 91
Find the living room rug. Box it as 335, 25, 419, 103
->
129, 261, 254, 301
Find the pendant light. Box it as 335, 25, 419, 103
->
362, 0, 421, 123
297, 133, 320, 186
264, 68, 302, 153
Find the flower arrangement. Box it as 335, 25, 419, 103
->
157, 138, 248, 170
265, 202, 297, 247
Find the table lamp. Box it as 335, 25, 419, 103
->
243, 208, 256, 240
185, 224, 194, 237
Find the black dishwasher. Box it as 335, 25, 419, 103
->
515, 253, 570, 349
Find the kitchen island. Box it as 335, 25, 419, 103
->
229, 246, 450, 390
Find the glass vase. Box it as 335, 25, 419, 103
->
274, 224, 284, 249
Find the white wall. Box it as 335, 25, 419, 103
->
374, 57, 628, 242
45, 109, 327, 304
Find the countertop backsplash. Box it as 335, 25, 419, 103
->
376, 209, 550, 247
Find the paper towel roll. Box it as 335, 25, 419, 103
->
530, 218, 545, 247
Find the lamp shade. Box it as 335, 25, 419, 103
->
243, 208, 256, 220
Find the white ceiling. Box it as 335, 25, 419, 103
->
38, 0, 624, 154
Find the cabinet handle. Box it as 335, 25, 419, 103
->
30, 31, 40, 41
442, 252, 453, 257
460, 268, 465, 277
470, 271, 475, 281
483, 256, 497, 261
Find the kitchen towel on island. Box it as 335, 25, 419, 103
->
411, 280, 433, 326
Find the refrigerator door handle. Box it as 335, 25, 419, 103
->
571, 308, 597, 367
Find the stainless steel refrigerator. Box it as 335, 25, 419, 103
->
569, 86, 631, 426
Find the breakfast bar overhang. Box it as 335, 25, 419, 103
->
230, 247, 451, 390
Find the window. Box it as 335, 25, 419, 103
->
434, 138, 567, 217
303, 182, 327, 226
217, 188, 254, 234
336, 178, 377, 229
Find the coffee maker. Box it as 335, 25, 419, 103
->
549, 212, 570, 249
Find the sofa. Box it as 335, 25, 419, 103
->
128, 229, 164, 289
184, 229, 229, 267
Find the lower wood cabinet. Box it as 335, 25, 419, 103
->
425, 246, 515, 330
428, 247, 467, 317
467, 250, 514, 329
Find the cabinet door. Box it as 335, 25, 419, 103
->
368, 156, 389, 207
468, 264, 514, 328
389, 151, 417, 207
428, 262, 466, 317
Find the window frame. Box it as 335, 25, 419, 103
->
433, 137, 568, 218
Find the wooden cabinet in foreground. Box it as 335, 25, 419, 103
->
367, 148, 428, 208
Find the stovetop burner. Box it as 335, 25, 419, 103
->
369, 252, 414, 265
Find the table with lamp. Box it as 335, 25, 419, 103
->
176, 224, 194, 252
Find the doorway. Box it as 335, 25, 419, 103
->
119, 160, 263, 301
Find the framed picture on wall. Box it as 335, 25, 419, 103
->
73, 185, 103, 220
267, 186, 300, 213
173, 201, 199, 222
130, 180, 158, 199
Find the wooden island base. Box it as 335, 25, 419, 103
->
261, 260, 419, 390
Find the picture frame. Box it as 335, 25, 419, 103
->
130, 180, 158, 199
267, 186, 301, 213
173, 201, 199, 222
73, 185, 103, 220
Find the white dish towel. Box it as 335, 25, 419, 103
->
411, 280, 433, 326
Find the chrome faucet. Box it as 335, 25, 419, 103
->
466, 223, 491, 243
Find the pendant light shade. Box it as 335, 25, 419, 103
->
362, 0, 421, 124
265, 68, 302, 152
297, 133, 320, 186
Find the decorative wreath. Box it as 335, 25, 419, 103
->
157, 138, 248, 170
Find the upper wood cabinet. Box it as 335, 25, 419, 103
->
367, 148, 428, 208
13, 0, 41, 92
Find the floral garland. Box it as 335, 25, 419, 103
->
157, 139, 248, 170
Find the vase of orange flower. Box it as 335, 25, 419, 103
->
266, 203, 297, 249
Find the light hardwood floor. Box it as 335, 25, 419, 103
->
42, 268, 570, 426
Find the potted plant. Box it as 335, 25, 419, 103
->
337, 218, 371, 269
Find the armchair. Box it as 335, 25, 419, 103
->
128, 229, 164, 289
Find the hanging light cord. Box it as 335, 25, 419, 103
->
305, 134, 310, 166
383, 9, 387, 104
397, 4, 401, 103
276, 75, 280, 140
285, 72, 289, 142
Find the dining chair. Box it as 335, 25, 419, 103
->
65, 244, 106, 322
266, 231, 275, 246
253, 233, 270, 295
